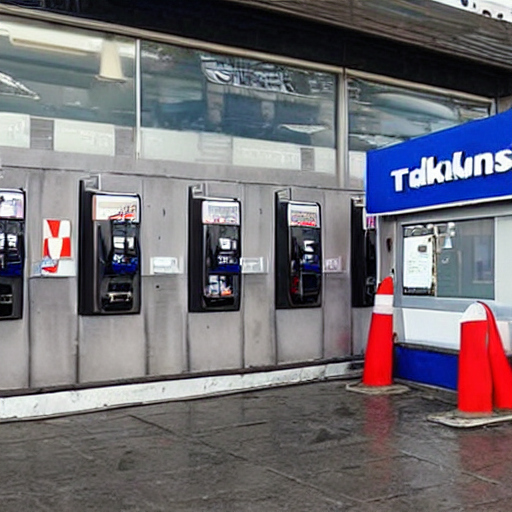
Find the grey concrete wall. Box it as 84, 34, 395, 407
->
323, 190, 352, 358
0, 143, 354, 391
242, 185, 276, 368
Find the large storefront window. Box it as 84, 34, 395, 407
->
0, 18, 135, 125
140, 42, 337, 172
347, 77, 492, 187
402, 218, 494, 300
0, 17, 135, 154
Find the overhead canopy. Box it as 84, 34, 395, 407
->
222, 0, 512, 71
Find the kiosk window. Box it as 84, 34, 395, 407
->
403, 219, 494, 299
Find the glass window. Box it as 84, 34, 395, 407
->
0, 17, 136, 126
347, 77, 491, 188
402, 219, 494, 300
140, 42, 337, 172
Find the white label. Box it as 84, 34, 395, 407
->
150, 257, 181, 274
241, 257, 267, 274
323, 257, 342, 273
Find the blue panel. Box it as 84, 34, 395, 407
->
366, 110, 512, 214
394, 345, 458, 390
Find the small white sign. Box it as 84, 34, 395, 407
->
241, 257, 267, 274
403, 235, 434, 289
324, 256, 343, 273
150, 257, 181, 274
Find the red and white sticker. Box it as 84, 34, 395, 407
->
41, 219, 72, 275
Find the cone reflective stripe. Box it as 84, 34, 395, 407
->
458, 303, 493, 414
362, 276, 394, 387
480, 302, 512, 410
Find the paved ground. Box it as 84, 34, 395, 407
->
1, 379, 512, 511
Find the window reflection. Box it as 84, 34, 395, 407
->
140, 42, 337, 169
348, 77, 490, 152
403, 218, 494, 299
0, 17, 136, 126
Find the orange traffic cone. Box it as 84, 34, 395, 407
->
480, 302, 512, 410
362, 276, 394, 387
458, 302, 493, 414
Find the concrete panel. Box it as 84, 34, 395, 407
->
29, 278, 77, 386
141, 178, 188, 375
27, 171, 80, 386
99, 174, 144, 197
78, 314, 146, 382
352, 307, 372, 356
141, 178, 188, 277
242, 184, 275, 367
243, 275, 275, 367
0, 317, 28, 389
31, 171, 79, 275
322, 189, 351, 357
188, 312, 243, 372
144, 275, 187, 376
323, 275, 351, 358
203, 181, 243, 201
276, 308, 323, 363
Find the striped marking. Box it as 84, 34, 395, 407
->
373, 293, 393, 315
460, 302, 487, 323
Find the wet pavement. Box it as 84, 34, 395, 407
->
1, 379, 512, 511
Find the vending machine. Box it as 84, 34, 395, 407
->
275, 194, 322, 309
78, 181, 141, 315
0, 189, 25, 319
188, 190, 241, 312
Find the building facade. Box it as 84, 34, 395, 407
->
0, 0, 510, 415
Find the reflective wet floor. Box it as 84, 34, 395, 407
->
0, 380, 511, 511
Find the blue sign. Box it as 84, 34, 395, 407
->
366, 109, 512, 214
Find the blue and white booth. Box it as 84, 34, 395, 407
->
366, 109, 512, 390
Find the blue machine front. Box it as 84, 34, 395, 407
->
0, 221, 23, 277
109, 221, 139, 275
366, 110, 512, 214
394, 345, 458, 390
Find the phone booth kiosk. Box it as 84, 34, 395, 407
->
78, 181, 141, 315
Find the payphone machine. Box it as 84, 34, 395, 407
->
0, 189, 25, 319
351, 198, 376, 307
275, 194, 322, 309
188, 190, 241, 312
78, 181, 141, 315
